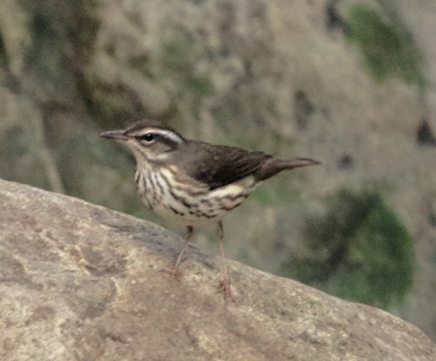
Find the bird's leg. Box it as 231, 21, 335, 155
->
162, 225, 193, 280
216, 221, 234, 301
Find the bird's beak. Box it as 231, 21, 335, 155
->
100, 130, 129, 141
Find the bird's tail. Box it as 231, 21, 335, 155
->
254, 157, 321, 181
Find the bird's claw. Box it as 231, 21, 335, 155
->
217, 278, 234, 302
161, 267, 182, 281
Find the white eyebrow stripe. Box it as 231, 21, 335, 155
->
136, 128, 184, 143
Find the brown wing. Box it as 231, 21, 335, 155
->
171, 140, 271, 190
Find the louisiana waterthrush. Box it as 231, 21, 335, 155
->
101, 119, 320, 300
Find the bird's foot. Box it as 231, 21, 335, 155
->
217, 277, 234, 302
160, 267, 182, 281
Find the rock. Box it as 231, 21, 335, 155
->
0, 179, 435, 360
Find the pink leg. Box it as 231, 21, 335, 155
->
216, 221, 234, 301
162, 225, 193, 280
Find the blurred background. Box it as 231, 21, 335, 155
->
1, 0, 436, 340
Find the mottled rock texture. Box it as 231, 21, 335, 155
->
1, 179, 435, 361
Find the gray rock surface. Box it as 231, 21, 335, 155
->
1, 179, 435, 361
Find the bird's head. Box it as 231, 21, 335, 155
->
100, 119, 185, 164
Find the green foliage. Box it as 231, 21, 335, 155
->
160, 33, 196, 74
0, 33, 8, 66
346, 4, 426, 88
0, 126, 49, 189
157, 31, 213, 116
282, 188, 414, 308
23, 1, 98, 84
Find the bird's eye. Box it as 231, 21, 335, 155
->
140, 133, 155, 142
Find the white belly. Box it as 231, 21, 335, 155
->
136, 166, 258, 226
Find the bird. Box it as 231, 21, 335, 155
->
100, 119, 321, 300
